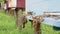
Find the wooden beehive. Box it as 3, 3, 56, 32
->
6, 0, 25, 8
17, 0, 25, 8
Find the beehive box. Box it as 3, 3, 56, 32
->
6, 0, 25, 8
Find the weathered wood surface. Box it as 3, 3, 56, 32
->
14, 9, 23, 30
18, 9, 23, 30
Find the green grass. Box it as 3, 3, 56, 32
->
0, 0, 4, 2
0, 9, 60, 34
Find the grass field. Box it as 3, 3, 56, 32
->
0, 9, 60, 34
0, 0, 4, 2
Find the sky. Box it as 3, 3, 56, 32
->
26, 0, 60, 15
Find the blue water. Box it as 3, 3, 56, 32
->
43, 17, 60, 27
26, 16, 60, 27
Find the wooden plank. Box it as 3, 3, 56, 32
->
17, 9, 23, 30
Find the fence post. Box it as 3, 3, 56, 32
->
17, 9, 23, 30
